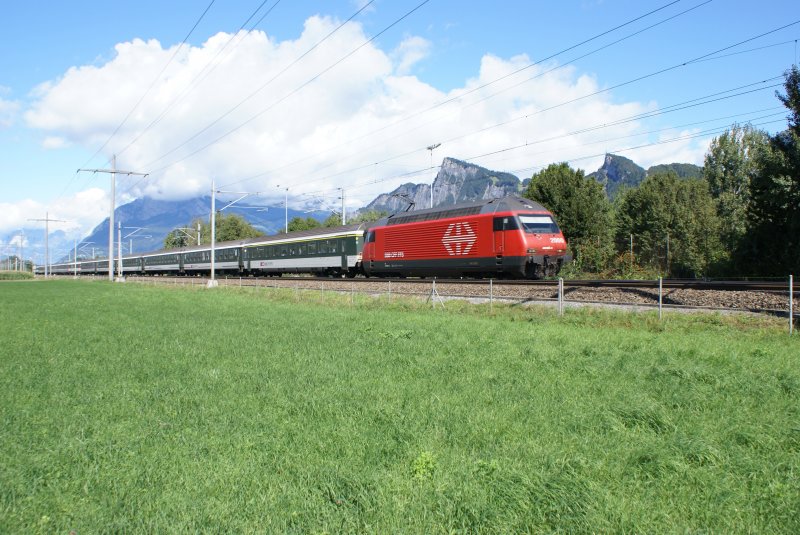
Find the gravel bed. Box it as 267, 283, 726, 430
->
188, 277, 793, 314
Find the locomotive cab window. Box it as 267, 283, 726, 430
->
519, 215, 560, 234
493, 216, 520, 231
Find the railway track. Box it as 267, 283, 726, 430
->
123, 275, 797, 319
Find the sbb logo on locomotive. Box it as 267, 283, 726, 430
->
442, 222, 476, 256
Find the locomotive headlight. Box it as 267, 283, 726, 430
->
527, 248, 537, 254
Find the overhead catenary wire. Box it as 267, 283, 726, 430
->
226, 7, 800, 199
124, 9, 798, 216
221, 0, 712, 190
131, 0, 376, 169
143, 0, 432, 176
84, 0, 218, 166
324, 115, 786, 200
266, 76, 784, 192
114, 0, 284, 160
50, 1, 220, 209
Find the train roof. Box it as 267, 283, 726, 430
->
133, 222, 367, 258
379, 195, 548, 227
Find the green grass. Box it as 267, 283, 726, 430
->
0, 271, 33, 281
0, 280, 797, 533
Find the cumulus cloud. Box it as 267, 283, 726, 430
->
0, 90, 20, 128
21, 14, 707, 217
0, 188, 109, 237
392, 35, 431, 75
42, 136, 69, 149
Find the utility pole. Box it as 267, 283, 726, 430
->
339, 188, 346, 225
276, 185, 288, 232
118, 221, 123, 280
427, 143, 441, 209
78, 155, 148, 282
28, 212, 67, 278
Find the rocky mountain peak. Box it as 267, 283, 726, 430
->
364, 157, 522, 214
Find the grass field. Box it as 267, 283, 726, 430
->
0, 279, 797, 533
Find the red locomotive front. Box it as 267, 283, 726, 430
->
362, 196, 568, 279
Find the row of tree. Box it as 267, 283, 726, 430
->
163, 210, 387, 249
524, 66, 800, 278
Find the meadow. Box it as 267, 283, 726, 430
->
0, 279, 797, 533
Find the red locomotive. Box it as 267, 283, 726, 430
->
362, 196, 568, 279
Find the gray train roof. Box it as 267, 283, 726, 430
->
378, 195, 548, 227
130, 222, 368, 258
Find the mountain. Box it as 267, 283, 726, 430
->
588, 154, 647, 198
646, 162, 703, 179
71, 196, 327, 261
588, 154, 704, 197
363, 157, 523, 214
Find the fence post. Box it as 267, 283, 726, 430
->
790, 274, 794, 336
490, 278, 493, 313
658, 277, 663, 321
558, 278, 564, 316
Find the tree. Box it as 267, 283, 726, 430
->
286, 217, 321, 232
703, 124, 769, 254
322, 213, 342, 227
524, 163, 613, 272
615, 172, 723, 277
164, 213, 263, 248
743, 65, 800, 275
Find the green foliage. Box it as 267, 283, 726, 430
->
322, 213, 342, 227
741, 66, 800, 275
615, 173, 723, 277
165, 214, 263, 248
348, 210, 388, 225
525, 163, 614, 272
647, 163, 703, 179
214, 213, 265, 242
0, 281, 796, 532
0, 270, 34, 280
703, 124, 770, 255
286, 216, 321, 232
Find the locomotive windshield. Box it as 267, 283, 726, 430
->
519, 214, 560, 234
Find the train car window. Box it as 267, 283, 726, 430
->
309, 242, 317, 255
281, 246, 287, 257
365, 231, 375, 243
519, 215, 560, 234
328, 240, 337, 253
298, 244, 306, 255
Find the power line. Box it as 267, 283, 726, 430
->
52, 1, 218, 209
135, 0, 375, 170
331, 114, 785, 200
85, 0, 218, 165
220, 0, 701, 189
143, 1, 431, 174
114, 0, 284, 160
272, 76, 783, 191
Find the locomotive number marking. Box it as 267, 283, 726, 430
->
442, 222, 476, 256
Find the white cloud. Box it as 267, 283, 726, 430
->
392, 35, 431, 75
0, 94, 20, 128
42, 136, 69, 149
0, 188, 109, 237
21, 14, 706, 215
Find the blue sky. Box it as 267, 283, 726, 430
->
1, 0, 798, 241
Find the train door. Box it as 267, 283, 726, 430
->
493, 216, 508, 255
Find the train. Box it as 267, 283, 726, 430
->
39, 195, 569, 279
